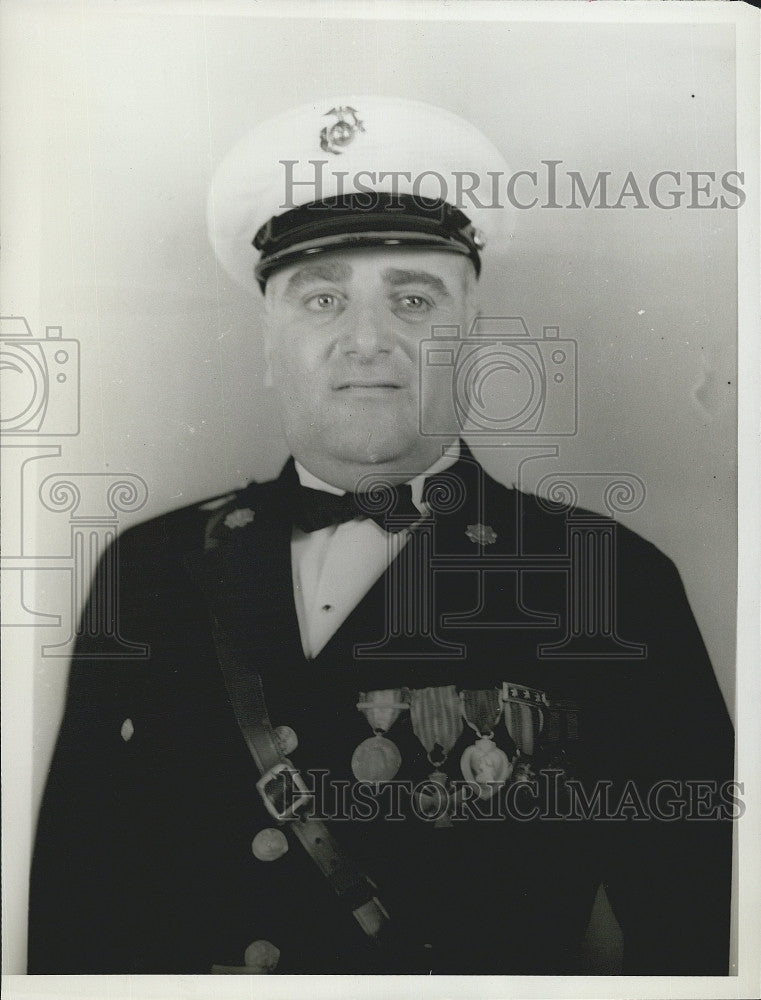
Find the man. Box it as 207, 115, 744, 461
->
28, 97, 733, 976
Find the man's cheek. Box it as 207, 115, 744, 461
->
271, 347, 309, 382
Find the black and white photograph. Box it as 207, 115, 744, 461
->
1, 2, 759, 997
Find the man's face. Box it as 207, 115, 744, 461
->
262, 246, 478, 485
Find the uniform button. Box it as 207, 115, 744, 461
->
244, 939, 280, 972
120, 719, 134, 742
252, 828, 289, 861
274, 725, 298, 755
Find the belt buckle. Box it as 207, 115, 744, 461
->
256, 761, 311, 821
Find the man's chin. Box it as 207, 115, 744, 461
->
322, 427, 417, 468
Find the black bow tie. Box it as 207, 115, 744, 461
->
294, 482, 425, 534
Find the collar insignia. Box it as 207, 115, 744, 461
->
465, 523, 497, 545
224, 507, 255, 530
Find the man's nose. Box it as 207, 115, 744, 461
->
340, 303, 394, 360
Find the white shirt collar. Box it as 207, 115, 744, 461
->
295, 440, 461, 511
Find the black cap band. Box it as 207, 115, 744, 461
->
253, 193, 482, 290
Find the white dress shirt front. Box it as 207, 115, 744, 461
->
291, 443, 459, 659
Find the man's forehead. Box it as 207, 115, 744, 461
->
279, 250, 465, 292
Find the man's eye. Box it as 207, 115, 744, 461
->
304, 293, 341, 312
398, 294, 433, 312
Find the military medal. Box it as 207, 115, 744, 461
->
410, 686, 463, 825
460, 688, 512, 800
352, 689, 408, 783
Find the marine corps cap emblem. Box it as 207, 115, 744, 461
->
319, 106, 365, 154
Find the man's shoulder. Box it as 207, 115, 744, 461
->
479, 467, 675, 573
114, 476, 279, 558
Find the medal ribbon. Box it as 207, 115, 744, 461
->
409, 685, 463, 766
352, 689, 408, 784
502, 682, 548, 756
356, 689, 408, 734
459, 688, 512, 801
460, 688, 503, 736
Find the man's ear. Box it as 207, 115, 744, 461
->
464, 264, 482, 333
262, 332, 274, 388
260, 289, 275, 388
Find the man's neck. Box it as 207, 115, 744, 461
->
294, 439, 461, 495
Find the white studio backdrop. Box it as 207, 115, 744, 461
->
1, 3, 739, 977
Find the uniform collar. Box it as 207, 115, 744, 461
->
294, 440, 461, 512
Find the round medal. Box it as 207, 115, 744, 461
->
351, 733, 402, 783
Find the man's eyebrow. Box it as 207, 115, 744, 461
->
284, 260, 352, 292
382, 268, 451, 298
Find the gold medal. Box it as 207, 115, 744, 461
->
352, 689, 408, 783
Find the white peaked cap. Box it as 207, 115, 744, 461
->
207, 95, 513, 291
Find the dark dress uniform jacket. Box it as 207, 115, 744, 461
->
28, 448, 734, 975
